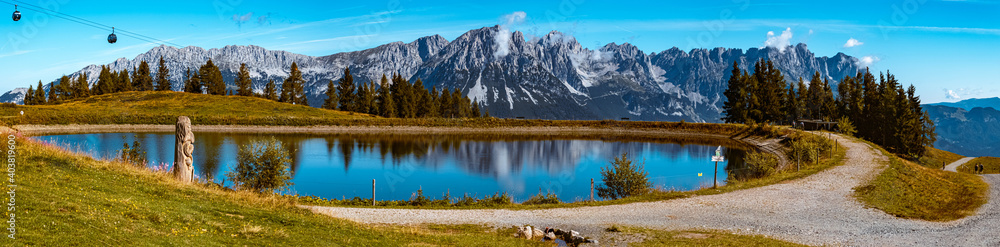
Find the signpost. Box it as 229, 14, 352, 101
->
711, 146, 725, 189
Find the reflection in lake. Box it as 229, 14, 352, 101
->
35, 133, 748, 201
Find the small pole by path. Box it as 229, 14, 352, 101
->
713, 160, 719, 189
590, 178, 594, 201
372, 179, 376, 206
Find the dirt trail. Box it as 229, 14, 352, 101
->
306, 134, 1000, 246
946, 157, 977, 172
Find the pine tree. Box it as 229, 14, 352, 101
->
75, 73, 90, 98
322, 79, 338, 110
281, 62, 306, 104
427, 86, 440, 118
56, 76, 71, 100
413, 79, 432, 117
722, 62, 749, 123
356, 80, 372, 114
94, 66, 111, 95
471, 100, 481, 118
821, 78, 837, 120
376, 74, 396, 118
806, 71, 824, 120
118, 69, 133, 92
336, 68, 356, 111
24, 86, 34, 105
783, 78, 801, 123
35, 80, 50, 105
183, 68, 202, 94
155, 56, 171, 91
263, 79, 277, 101
439, 88, 453, 118
236, 63, 252, 96
135, 60, 153, 91
200, 59, 225, 95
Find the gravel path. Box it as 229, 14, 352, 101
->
946, 157, 977, 172
305, 134, 999, 246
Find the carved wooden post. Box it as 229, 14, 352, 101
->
174, 116, 195, 183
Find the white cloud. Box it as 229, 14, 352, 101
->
232, 12, 253, 27
857, 56, 880, 67
763, 27, 793, 52
494, 11, 527, 59
945, 89, 961, 100
843, 38, 864, 48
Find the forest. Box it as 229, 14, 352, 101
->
722, 59, 936, 159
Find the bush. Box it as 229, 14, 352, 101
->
596, 153, 651, 200
837, 116, 856, 137
227, 138, 294, 193
745, 151, 778, 178
117, 137, 146, 167
522, 192, 561, 205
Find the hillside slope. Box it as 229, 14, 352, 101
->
0, 91, 371, 126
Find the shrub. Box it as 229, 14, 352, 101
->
596, 153, 651, 200
837, 117, 856, 137
409, 189, 431, 206
745, 151, 778, 178
522, 192, 561, 205
117, 138, 146, 167
227, 138, 294, 193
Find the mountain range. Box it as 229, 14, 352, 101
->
923, 97, 1000, 157
1, 25, 862, 122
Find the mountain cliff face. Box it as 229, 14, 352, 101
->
2, 26, 861, 122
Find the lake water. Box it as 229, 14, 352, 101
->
35, 132, 748, 202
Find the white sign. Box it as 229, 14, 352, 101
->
712, 146, 724, 162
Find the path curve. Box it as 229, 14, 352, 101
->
305, 134, 1000, 246
946, 157, 977, 172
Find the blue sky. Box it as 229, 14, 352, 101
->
0, 0, 996, 103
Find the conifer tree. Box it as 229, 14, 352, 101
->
200, 59, 225, 95
155, 56, 171, 91
336, 68, 356, 112
356, 80, 372, 114
783, 78, 801, 123
281, 62, 306, 104
94, 66, 111, 95
119, 69, 133, 92
376, 74, 396, 118
263, 79, 277, 101
439, 88, 453, 118
183, 68, 202, 94
24, 86, 34, 105
135, 61, 153, 91
75, 73, 90, 98
322, 79, 338, 110
427, 86, 440, 117
56, 76, 71, 100
35, 80, 51, 105
236, 63, 253, 96
471, 100, 481, 118
722, 61, 749, 123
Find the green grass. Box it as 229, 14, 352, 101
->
297, 130, 847, 210
615, 226, 806, 247
958, 157, 1000, 174
855, 143, 988, 221
6, 129, 547, 246
918, 147, 965, 169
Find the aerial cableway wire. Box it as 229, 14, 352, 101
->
1, 0, 183, 47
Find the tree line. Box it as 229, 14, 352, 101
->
321, 68, 484, 118
722, 59, 936, 158
23, 58, 486, 119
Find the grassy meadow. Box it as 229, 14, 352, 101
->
855, 140, 988, 221
958, 157, 1000, 174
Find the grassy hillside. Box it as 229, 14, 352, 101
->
856, 142, 988, 221
918, 147, 965, 169
959, 157, 1000, 174
6, 129, 547, 246
0, 91, 371, 126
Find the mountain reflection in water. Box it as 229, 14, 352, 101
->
36, 132, 748, 201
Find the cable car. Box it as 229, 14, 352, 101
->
108, 27, 117, 44
12, 5, 20, 21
